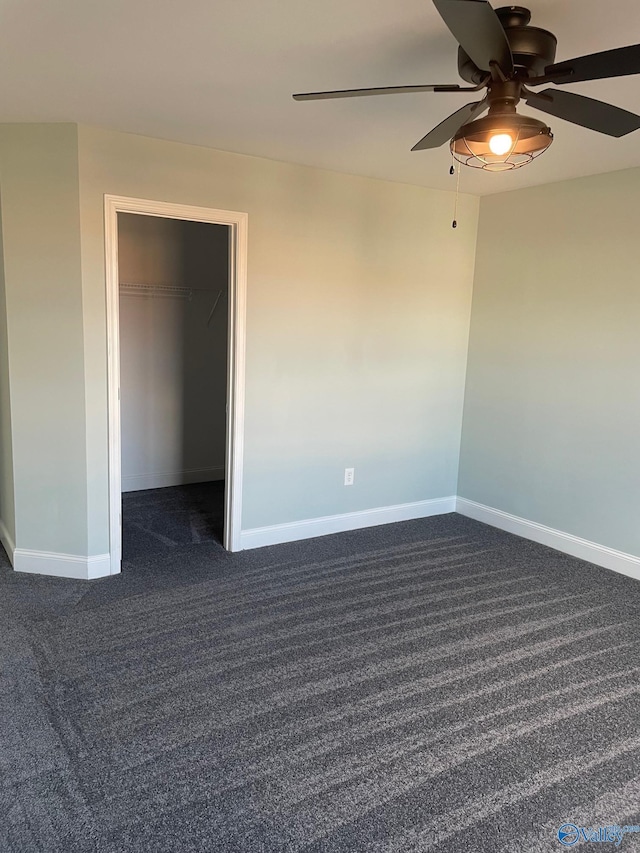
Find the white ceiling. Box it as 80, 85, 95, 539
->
1, 0, 639, 195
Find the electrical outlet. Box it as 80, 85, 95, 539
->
344, 467, 355, 486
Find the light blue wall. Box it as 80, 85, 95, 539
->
0, 124, 88, 556
0, 122, 478, 562
459, 167, 640, 558
78, 125, 479, 549
2, 122, 638, 565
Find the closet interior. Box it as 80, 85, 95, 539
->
117, 213, 230, 561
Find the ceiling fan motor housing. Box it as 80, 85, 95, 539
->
458, 6, 557, 83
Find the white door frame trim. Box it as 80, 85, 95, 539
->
104, 195, 248, 572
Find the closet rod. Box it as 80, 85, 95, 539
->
119, 283, 226, 300
119, 283, 191, 299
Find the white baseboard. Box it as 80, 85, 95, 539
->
240, 496, 457, 550
10, 495, 637, 582
122, 466, 224, 493
0, 518, 16, 566
456, 497, 640, 582
13, 550, 113, 580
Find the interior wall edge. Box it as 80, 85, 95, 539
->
454, 194, 483, 497
0, 186, 17, 552
0, 517, 15, 565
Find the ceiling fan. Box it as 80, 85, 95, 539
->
293, 1, 640, 171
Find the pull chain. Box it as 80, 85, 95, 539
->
452, 156, 461, 229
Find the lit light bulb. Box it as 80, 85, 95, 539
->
488, 133, 513, 156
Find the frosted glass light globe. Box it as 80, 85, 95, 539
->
488, 133, 513, 156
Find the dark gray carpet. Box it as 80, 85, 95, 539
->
2, 513, 640, 852
122, 481, 225, 560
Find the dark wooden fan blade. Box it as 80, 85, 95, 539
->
412, 99, 488, 150
525, 89, 640, 137
292, 84, 463, 101
432, 0, 513, 75
545, 44, 640, 85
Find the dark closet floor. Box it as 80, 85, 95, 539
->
122, 481, 225, 561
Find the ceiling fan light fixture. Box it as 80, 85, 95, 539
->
451, 112, 553, 172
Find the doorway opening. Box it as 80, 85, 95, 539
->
119, 213, 229, 559
104, 196, 247, 574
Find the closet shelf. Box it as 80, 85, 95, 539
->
120, 283, 193, 300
